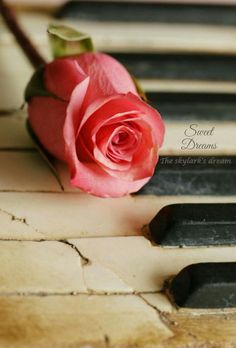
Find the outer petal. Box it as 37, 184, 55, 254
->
28, 97, 68, 161
44, 58, 87, 101
63, 77, 90, 173
76, 52, 138, 109
70, 161, 151, 198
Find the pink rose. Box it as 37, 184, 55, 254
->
28, 52, 165, 197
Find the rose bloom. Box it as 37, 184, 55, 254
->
28, 53, 165, 197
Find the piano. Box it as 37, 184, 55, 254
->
0, 0, 236, 346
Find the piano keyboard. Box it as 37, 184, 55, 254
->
1, 1, 236, 346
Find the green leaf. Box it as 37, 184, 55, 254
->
24, 65, 55, 102
26, 120, 64, 191
131, 75, 148, 102
47, 23, 94, 59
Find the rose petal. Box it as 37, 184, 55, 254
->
94, 124, 141, 171
79, 97, 140, 140
93, 119, 140, 156
63, 77, 90, 173
44, 58, 87, 101
28, 97, 68, 161
128, 128, 158, 180
93, 146, 131, 172
126, 92, 165, 147
101, 121, 158, 181
80, 112, 140, 166
76, 52, 138, 109
71, 161, 151, 198
79, 93, 164, 146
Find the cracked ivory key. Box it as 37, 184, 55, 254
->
0, 241, 86, 293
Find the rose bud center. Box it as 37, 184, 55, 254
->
107, 125, 140, 163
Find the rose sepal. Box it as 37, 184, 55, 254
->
24, 65, 57, 102
47, 23, 94, 59
131, 75, 148, 102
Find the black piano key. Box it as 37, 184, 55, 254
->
111, 54, 236, 82
149, 203, 236, 247
169, 263, 236, 308
137, 156, 236, 196
56, 2, 236, 26
148, 92, 236, 121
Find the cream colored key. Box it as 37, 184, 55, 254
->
0, 152, 61, 192
0, 294, 172, 347
0, 240, 86, 293
71, 237, 236, 292
0, 292, 235, 347
160, 121, 236, 156
0, 193, 235, 240
0, 111, 33, 149
0, 46, 32, 110
1, 12, 236, 55
141, 79, 236, 94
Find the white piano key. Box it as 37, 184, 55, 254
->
0, 193, 235, 240
0, 240, 86, 293
141, 293, 173, 313
160, 121, 236, 156
0, 46, 33, 110
71, 236, 236, 292
141, 79, 236, 93
0, 294, 172, 347
0, 152, 61, 192
0, 43, 48, 110
0, 111, 33, 149
56, 21, 236, 55
1, 12, 236, 55
83, 263, 133, 293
